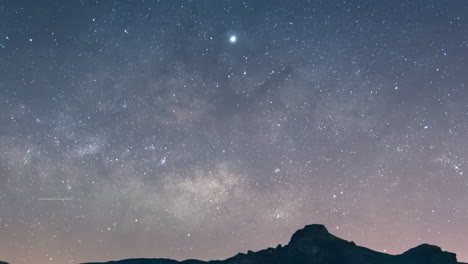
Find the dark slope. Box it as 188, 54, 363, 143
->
0, 261, 9, 264
83, 224, 465, 264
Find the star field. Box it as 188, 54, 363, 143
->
0, 1, 468, 264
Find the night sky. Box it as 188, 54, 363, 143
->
1, 1, 468, 264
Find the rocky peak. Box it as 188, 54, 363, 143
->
289, 224, 339, 245
402, 244, 458, 263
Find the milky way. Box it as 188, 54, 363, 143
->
1, 1, 468, 264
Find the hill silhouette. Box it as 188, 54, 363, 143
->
82, 224, 466, 264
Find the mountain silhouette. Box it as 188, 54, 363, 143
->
0, 261, 9, 264
82, 224, 466, 264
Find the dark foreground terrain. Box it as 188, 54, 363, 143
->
82, 224, 466, 264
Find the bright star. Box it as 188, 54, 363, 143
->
229, 35, 237, 43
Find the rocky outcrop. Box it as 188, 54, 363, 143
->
399, 244, 458, 264
82, 224, 465, 264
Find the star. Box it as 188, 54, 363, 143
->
229, 35, 237, 43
